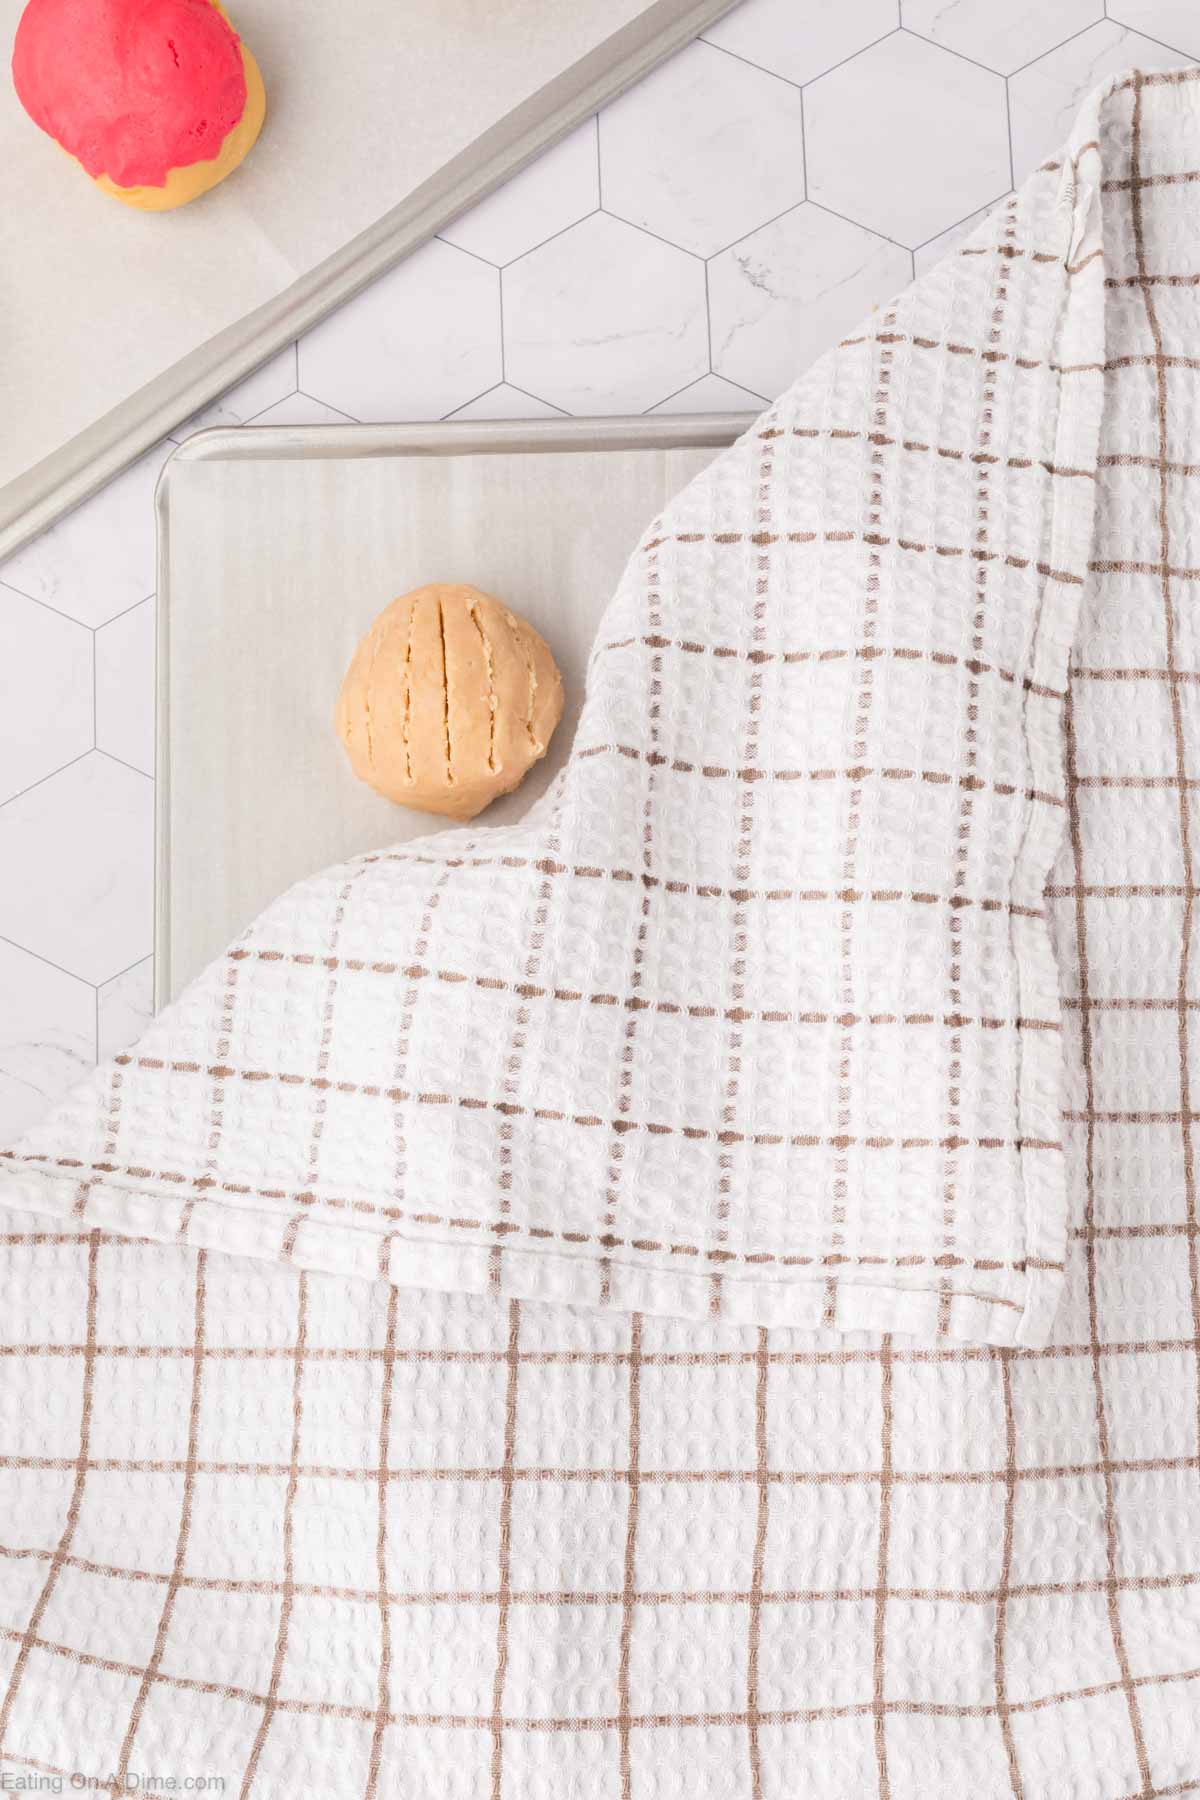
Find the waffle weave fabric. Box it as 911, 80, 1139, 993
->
1, 65, 1199, 1800
0, 97, 1103, 1354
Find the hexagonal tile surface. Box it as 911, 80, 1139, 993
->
440, 119, 599, 266
504, 213, 708, 414
0, 753, 153, 984
96, 598, 155, 777
599, 40, 805, 258
0, 939, 96, 1143
98, 956, 155, 1063
0, 440, 172, 629
250, 393, 360, 427
1009, 21, 1192, 182
648, 372, 768, 414
0, 587, 93, 803
299, 238, 502, 423
804, 33, 1010, 248
446, 384, 567, 420
913, 201, 1008, 277
702, 0, 899, 89
1109, 0, 1200, 56
903, 0, 1102, 76
709, 204, 912, 399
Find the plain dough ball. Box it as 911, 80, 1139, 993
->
335, 583, 564, 821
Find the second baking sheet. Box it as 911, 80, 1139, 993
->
158, 414, 752, 999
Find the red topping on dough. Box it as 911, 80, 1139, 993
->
12, 0, 247, 188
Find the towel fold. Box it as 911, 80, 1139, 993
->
0, 74, 1107, 1349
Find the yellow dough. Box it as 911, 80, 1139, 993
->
335, 584, 565, 822
94, 40, 265, 210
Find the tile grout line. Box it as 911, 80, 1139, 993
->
804, 195, 914, 257
600, 206, 708, 262
94, 747, 153, 783
705, 196, 810, 262
0, 749, 94, 813
699, 24, 903, 95
498, 266, 507, 385
96, 591, 157, 630
0, 932, 97, 989
1002, 17, 1111, 81
498, 205, 602, 272
0, 578, 107, 632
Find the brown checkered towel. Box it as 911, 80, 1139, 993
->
0, 66, 1197, 1800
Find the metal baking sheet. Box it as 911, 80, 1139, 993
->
155, 412, 752, 1003
0, 0, 739, 560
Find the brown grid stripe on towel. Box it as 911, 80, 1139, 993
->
1, 64, 1200, 1800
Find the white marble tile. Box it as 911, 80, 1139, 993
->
702, 0, 899, 88
170, 346, 298, 441
444, 384, 567, 420
251, 393, 361, 427
0, 440, 173, 629
648, 372, 768, 414
805, 32, 1010, 248
903, 0, 1102, 76
440, 120, 599, 266
0, 752, 154, 985
298, 238, 502, 423
95, 598, 155, 777
0, 938, 96, 1144
709, 204, 912, 399
1010, 21, 1193, 183
1108, 0, 1200, 56
504, 212, 708, 414
599, 40, 805, 258
97, 956, 155, 1063
0, 586, 93, 804
913, 201, 1009, 277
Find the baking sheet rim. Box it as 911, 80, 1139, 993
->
153, 408, 756, 1007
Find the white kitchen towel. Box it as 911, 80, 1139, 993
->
0, 71, 1109, 1352
0, 65, 1198, 1800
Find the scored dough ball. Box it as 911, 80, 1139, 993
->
335, 583, 564, 822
